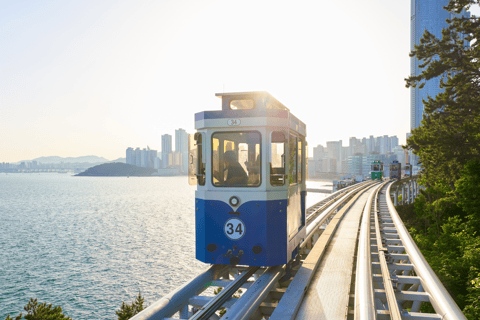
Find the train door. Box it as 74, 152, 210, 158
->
287, 132, 304, 240
270, 131, 287, 187
188, 132, 206, 186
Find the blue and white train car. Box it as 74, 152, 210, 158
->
189, 92, 307, 267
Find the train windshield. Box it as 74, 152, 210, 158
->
372, 164, 380, 171
212, 131, 261, 187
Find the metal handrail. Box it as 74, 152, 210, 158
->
385, 183, 467, 320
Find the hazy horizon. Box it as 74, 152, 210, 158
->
2, 1, 478, 163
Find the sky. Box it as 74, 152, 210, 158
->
1, 0, 478, 163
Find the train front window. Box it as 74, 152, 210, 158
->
270, 132, 285, 186
212, 131, 261, 187
230, 99, 254, 110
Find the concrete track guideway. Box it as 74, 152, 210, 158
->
130, 180, 466, 320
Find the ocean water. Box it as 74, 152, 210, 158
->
0, 174, 329, 319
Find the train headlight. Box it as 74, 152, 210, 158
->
229, 196, 240, 207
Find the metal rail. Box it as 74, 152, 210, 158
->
190, 267, 259, 320
384, 183, 466, 320
129, 181, 389, 320
129, 265, 230, 320
302, 181, 376, 249
355, 182, 384, 320
373, 182, 402, 320
270, 182, 379, 320
352, 181, 467, 320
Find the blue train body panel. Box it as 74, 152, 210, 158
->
196, 198, 287, 266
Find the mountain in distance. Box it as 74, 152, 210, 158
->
110, 157, 126, 163
18, 155, 111, 164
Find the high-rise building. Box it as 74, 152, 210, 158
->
390, 136, 399, 150
175, 128, 189, 173
148, 149, 157, 168
135, 147, 141, 167
411, 1, 470, 129
348, 154, 363, 177
326, 140, 342, 173
367, 135, 375, 153
313, 144, 325, 161
162, 134, 172, 168
126, 147, 135, 165
141, 148, 148, 167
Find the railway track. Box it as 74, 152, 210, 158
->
351, 182, 466, 320
130, 181, 465, 320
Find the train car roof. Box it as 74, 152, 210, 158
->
195, 91, 306, 135
215, 91, 290, 112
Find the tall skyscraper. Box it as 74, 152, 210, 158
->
411, 1, 470, 129
141, 148, 148, 167
390, 136, 399, 150
175, 128, 189, 173
326, 140, 342, 173
162, 134, 172, 168
313, 144, 325, 161
135, 147, 141, 167
126, 147, 135, 165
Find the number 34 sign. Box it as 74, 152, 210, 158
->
224, 218, 245, 240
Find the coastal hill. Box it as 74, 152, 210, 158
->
76, 163, 157, 177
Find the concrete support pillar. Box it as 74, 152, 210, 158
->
412, 180, 415, 202
394, 186, 398, 206
402, 184, 405, 205
407, 182, 411, 204
409, 181, 413, 203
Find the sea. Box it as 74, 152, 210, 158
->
0, 173, 331, 319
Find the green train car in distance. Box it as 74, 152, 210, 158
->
371, 160, 383, 180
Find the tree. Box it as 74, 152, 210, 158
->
115, 292, 146, 320
403, 1, 480, 318
405, 0, 480, 188
4, 298, 72, 320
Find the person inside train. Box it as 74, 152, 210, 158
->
214, 150, 248, 186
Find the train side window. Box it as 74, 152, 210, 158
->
289, 134, 297, 185
270, 131, 285, 186
297, 138, 303, 183
188, 133, 205, 186
230, 99, 254, 110
212, 131, 261, 187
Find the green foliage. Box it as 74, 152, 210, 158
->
4, 298, 72, 320
402, 2, 480, 317
115, 292, 146, 320
397, 161, 480, 318
5, 293, 149, 320
405, 0, 480, 187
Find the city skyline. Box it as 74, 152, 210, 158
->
2, 1, 479, 163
